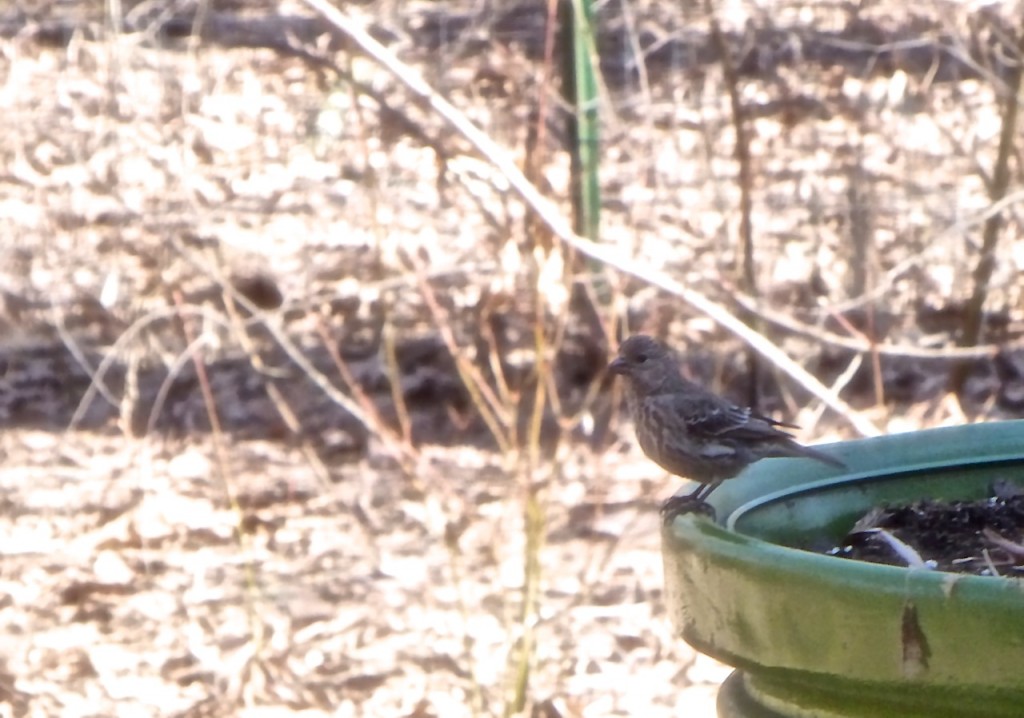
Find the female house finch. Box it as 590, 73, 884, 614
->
608, 335, 845, 518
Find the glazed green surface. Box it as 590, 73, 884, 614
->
663, 421, 1024, 717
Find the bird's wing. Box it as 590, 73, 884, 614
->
749, 410, 800, 431
669, 392, 795, 441
668, 393, 751, 435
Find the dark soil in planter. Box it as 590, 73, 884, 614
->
828, 484, 1024, 577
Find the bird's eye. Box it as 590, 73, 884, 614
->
636, 353, 648, 363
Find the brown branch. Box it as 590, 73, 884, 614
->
953, 15, 1024, 395
704, 2, 761, 407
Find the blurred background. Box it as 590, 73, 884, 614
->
1, 0, 1022, 715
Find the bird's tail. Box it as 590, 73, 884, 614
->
778, 441, 846, 469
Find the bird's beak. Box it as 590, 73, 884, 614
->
608, 357, 627, 375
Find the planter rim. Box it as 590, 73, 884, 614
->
670, 419, 1024, 585
726, 452, 1024, 538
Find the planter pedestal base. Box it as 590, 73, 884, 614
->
717, 671, 782, 718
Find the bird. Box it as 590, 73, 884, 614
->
608, 335, 845, 520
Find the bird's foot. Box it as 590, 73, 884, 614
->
660, 494, 716, 524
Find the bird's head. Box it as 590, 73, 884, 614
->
608, 335, 676, 393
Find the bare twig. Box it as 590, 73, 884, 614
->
981, 548, 1002, 577
300, 0, 880, 438
406, 250, 514, 454
734, 293, 1003, 360
170, 291, 237, 516
51, 308, 120, 408
850, 528, 931, 569
218, 287, 337, 489
315, 320, 419, 471
66, 304, 233, 432
982, 527, 1024, 561
382, 320, 413, 447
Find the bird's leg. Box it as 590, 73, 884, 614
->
691, 480, 724, 503
660, 480, 722, 524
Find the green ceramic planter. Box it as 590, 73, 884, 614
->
661, 420, 1024, 718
